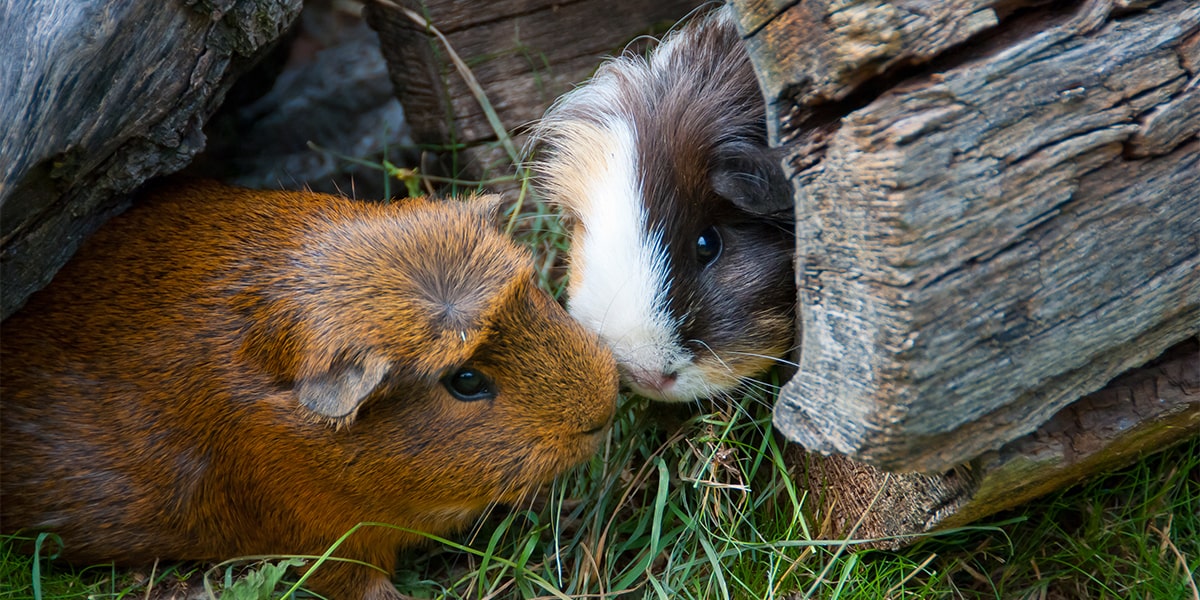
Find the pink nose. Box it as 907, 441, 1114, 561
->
629, 370, 678, 397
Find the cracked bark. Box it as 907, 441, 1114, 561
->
734, 0, 1198, 539
0, 0, 302, 320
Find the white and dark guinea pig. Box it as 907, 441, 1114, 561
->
0, 180, 618, 600
530, 4, 795, 402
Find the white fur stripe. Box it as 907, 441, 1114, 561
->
564, 120, 687, 380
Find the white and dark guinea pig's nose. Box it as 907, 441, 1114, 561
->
567, 260, 718, 403
624, 367, 679, 400
613, 340, 715, 402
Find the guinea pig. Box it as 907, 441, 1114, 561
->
529, 4, 795, 403
0, 180, 618, 600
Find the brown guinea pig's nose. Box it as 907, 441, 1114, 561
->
580, 408, 612, 436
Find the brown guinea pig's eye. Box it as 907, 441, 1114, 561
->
442, 368, 496, 401
696, 226, 722, 267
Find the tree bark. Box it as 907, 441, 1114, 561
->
733, 0, 1200, 472
0, 0, 302, 320
788, 338, 1198, 545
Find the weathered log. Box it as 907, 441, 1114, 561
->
734, 0, 1200, 472
0, 0, 302, 320
362, 0, 704, 181
734, 0, 1001, 146
789, 337, 1199, 544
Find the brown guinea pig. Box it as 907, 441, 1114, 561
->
0, 180, 618, 600
529, 4, 795, 403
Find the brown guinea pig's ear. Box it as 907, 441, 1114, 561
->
466, 194, 509, 231
295, 350, 390, 427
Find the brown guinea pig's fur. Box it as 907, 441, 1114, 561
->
0, 180, 618, 600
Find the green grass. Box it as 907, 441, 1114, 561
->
3, 385, 1196, 599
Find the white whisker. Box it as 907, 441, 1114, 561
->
690, 338, 735, 376
723, 350, 800, 368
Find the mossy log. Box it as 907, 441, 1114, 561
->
0, 0, 301, 320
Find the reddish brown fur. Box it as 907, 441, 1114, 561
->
0, 180, 618, 599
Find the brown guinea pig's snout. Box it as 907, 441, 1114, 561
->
571, 392, 615, 442
576, 355, 618, 437
548, 347, 618, 445
567, 379, 617, 459
516, 287, 619, 446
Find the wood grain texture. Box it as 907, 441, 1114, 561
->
791, 338, 1199, 544
731, 0, 1003, 145
0, 0, 301, 320
748, 0, 1200, 471
363, 0, 704, 179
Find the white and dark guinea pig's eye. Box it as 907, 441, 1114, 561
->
696, 226, 722, 266
442, 368, 496, 401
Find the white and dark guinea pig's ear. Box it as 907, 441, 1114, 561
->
295, 349, 391, 427
710, 143, 793, 216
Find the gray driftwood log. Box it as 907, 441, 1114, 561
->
735, 0, 1200, 472
0, 0, 302, 320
